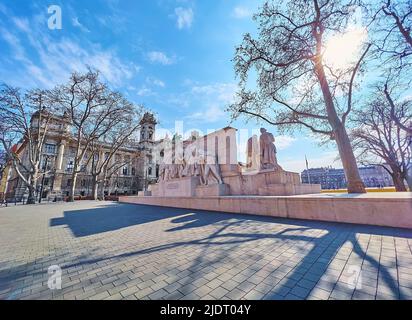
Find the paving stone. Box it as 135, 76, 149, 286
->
1, 201, 411, 301
225, 288, 246, 300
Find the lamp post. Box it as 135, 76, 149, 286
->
39, 154, 52, 204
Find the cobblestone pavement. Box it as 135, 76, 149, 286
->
0, 201, 412, 300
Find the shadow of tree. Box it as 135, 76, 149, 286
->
52, 205, 412, 299
4, 203, 412, 300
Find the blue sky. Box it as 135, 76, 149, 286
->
0, 0, 343, 172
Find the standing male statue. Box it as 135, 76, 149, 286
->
259, 128, 281, 170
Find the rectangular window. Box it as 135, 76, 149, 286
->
44, 143, 56, 154
66, 159, 74, 173
122, 167, 128, 176
41, 157, 52, 171
67, 179, 72, 187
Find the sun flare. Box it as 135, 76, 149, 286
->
323, 27, 368, 70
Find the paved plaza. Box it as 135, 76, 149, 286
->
0, 201, 412, 300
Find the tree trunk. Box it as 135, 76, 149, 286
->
69, 172, 77, 202
315, 62, 366, 193
26, 171, 37, 204
391, 170, 407, 192
91, 175, 99, 200
334, 125, 366, 193
100, 171, 108, 199
406, 171, 412, 191
26, 184, 36, 204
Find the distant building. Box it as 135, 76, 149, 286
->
301, 166, 393, 189
3, 112, 164, 201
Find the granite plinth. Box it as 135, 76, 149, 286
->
119, 192, 412, 229
148, 169, 320, 197
195, 184, 230, 197
151, 176, 200, 197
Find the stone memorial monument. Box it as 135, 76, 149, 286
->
124, 126, 410, 231
145, 127, 320, 197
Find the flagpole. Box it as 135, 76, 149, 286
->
305, 155, 311, 184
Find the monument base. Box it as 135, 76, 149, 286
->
138, 190, 152, 196
150, 176, 200, 197
195, 184, 230, 197
258, 183, 321, 196
119, 193, 412, 230
149, 169, 320, 197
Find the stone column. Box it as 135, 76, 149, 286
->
53, 140, 66, 192
56, 140, 65, 171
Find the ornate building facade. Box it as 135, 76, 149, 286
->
3, 112, 162, 202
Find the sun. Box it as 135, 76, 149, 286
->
323, 27, 368, 71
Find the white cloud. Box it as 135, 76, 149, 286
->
147, 51, 175, 65
12, 17, 30, 33
72, 17, 90, 33
146, 77, 165, 87
191, 83, 237, 103
233, 6, 252, 19
175, 7, 193, 29
186, 104, 225, 123
185, 83, 237, 123
276, 136, 296, 150
136, 86, 154, 96
0, 21, 137, 88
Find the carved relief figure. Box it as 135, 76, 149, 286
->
197, 150, 223, 185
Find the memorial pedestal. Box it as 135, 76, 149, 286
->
138, 190, 152, 196
195, 184, 230, 197
151, 176, 200, 197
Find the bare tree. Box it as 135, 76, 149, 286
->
0, 149, 7, 182
373, 0, 412, 66
367, 0, 412, 135
0, 85, 57, 204
383, 80, 412, 136
352, 88, 411, 191
51, 69, 135, 201
87, 107, 143, 200
229, 0, 371, 193
101, 156, 139, 198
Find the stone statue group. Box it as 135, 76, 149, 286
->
158, 127, 281, 186
158, 144, 223, 186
